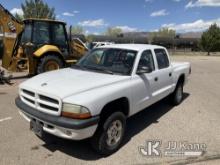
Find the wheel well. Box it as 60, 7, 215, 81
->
37, 51, 65, 64
100, 97, 129, 120
178, 74, 185, 85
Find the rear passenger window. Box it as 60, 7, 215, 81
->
154, 49, 169, 69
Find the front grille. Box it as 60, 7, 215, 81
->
20, 88, 61, 116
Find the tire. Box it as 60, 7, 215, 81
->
37, 55, 63, 74
170, 82, 184, 105
90, 112, 126, 155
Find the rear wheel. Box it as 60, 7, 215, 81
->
37, 55, 63, 74
90, 112, 126, 155
170, 82, 183, 105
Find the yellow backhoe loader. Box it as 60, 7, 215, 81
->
0, 4, 88, 83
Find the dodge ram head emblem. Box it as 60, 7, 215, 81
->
41, 83, 47, 87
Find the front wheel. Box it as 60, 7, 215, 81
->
90, 112, 126, 155
37, 55, 64, 74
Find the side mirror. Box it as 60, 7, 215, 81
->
136, 66, 152, 74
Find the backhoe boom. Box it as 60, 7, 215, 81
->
0, 4, 24, 70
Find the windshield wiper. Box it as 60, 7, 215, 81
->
84, 66, 114, 75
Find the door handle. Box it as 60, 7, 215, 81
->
154, 77, 158, 82
169, 73, 172, 77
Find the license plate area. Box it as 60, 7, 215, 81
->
30, 119, 44, 137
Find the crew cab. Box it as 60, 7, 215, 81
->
16, 44, 191, 155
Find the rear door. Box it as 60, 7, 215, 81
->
152, 48, 173, 100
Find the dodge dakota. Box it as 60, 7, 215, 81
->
16, 44, 191, 155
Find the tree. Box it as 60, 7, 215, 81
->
148, 28, 176, 44
157, 27, 176, 38
200, 23, 220, 55
15, 0, 56, 20
148, 32, 157, 44
86, 35, 95, 42
71, 26, 85, 35
105, 27, 122, 36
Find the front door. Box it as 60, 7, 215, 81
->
131, 50, 158, 114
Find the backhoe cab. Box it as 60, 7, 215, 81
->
0, 4, 88, 78
10, 19, 88, 75
18, 19, 74, 74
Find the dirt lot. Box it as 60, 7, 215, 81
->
0, 56, 220, 165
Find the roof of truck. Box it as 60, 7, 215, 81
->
100, 44, 165, 51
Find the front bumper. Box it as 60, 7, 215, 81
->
15, 97, 99, 140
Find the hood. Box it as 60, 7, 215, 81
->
20, 68, 129, 99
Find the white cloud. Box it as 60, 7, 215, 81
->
85, 30, 101, 35
62, 12, 74, 17
73, 10, 80, 14
92, 32, 100, 35
10, 8, 23, 16
150, 29, 159, 32
173, 0, 181, 2
62, 11, 79, 17
145, 0, 153, 2
161, 18, 220, 32
78, 19, 108, 27
85, 30, 100, 35
85, 30, 89, 35
115, 26, 138, 32
63, 12, 75, 17
186, 0, 220, 8
150, 9, 169, 17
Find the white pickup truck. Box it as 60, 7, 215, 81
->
16, 44, 191, 155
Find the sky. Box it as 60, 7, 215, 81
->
1, 0, 220, 34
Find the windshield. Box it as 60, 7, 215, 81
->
75, 48, 137, 75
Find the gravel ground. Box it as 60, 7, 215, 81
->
0, 56, 220, 165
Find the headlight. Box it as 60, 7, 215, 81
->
62, 103, 91, 119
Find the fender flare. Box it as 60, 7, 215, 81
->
33, 45, 62, 57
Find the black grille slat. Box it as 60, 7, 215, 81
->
39, 103, 59, 112
23, 97, 35, 105
39, 95, 59, 104
23, 89, 35, 97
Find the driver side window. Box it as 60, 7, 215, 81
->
138, 50, 155, 71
